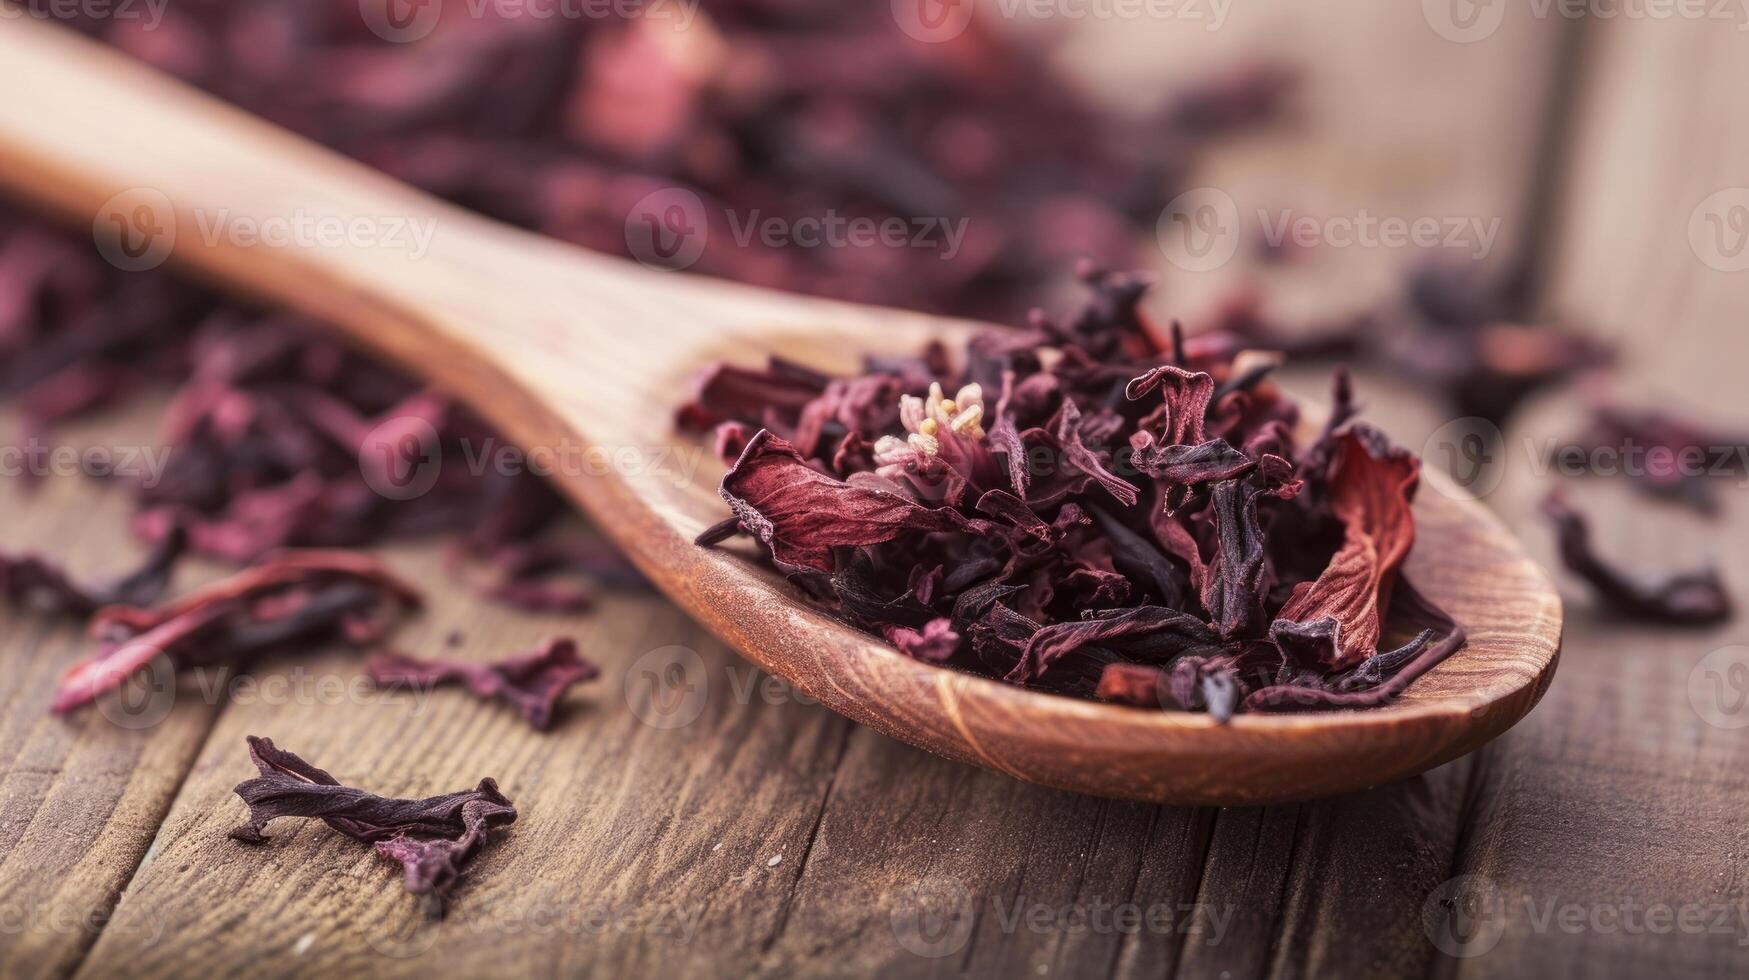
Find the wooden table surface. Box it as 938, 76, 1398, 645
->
4, 4, 1748, 978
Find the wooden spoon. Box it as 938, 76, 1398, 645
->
0, 21, 1559, 805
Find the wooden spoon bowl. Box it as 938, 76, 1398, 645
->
0, 21, 1560, 805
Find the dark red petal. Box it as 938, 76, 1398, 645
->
1542, 491, 1733, 625
228, 738, 514, 908
366, 637, 600, 730
719, 430, 975, 574
1271, 427, 1419, 668
1124, 364, 1215, 445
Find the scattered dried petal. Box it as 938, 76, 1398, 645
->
1541, 492, 1733, 625
228, 736, 514, 906
366, 638, 599, 730
51, 552, 419, 714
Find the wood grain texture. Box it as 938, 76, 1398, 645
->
1069, 0, 1573, 331
0, 404, 223, 980
0, 17, 1561, 807
0, 3, 1593, 979
1437, 13, 1749, 979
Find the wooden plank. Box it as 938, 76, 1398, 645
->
1441, 13, 1749, 979
0, 405, 221, 980
750, 1, 1577, 976
21, 6, 1576, 980
67, 539, 865, 978
1065, 1, 1574, 330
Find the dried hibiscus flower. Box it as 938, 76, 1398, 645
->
1553, 404, 1749, 515
444, 538, 649, 614
1215, 263, 1610, 425
1541, 491, 1733, 626
0, 521, 186, 616
229, 736, 515, 906
50, 551, 421, 713
366, 638, 598, 730
687, 267, 1465, 718
0, 4, 1284, 619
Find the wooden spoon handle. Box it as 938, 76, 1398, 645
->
0, 18, 512, 322
0, 20, 935, 423
0, 19, 768, 426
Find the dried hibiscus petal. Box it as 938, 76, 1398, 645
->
228, 736, 514, 906
366, 638, 599, 730
1245, 579, 1466, 711
51, 551, 420, 714
1007, 606, 1216, 685
714, 430, 979, 575
1201, 479, 1272, 641
881, 618, 961, 663
0, 521, 186, 616
691, 270, 1466, 717
1555, 404, 1749, 514
1541, 492, 1733, 625
1270, 427, 1420, 669
1095, 662, 1168, 707
444, 539, 647, 614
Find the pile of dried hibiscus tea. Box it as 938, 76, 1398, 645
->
687, 267, 1466, 720
0, 1, 1285, 609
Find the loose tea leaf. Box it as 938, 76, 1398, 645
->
1389, 264, 1610, 423
445, 539, 650, 613
689, 269, 1466, 717
1219, 263, 1610, 425
0, 521, 186, 615
366, 637, 599, 730
229, 736, 515, 905
0, 3, 1284, 614
1541, 491, 1733, 625
1271, 428, 1419, 669
718, 430, 983, 575
51, 551, 421, 713
1554, 404, 1749, 515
